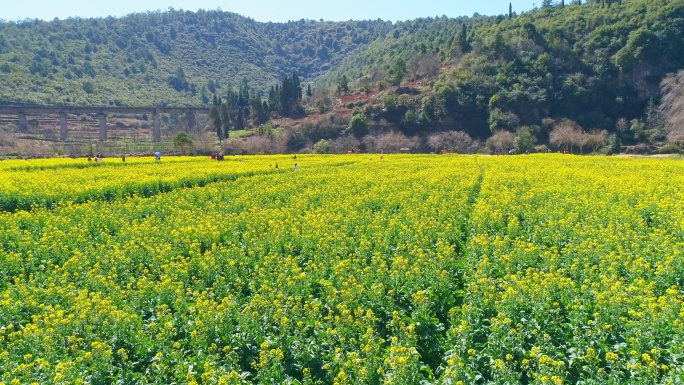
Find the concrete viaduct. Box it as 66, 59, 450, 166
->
0, 105, 215, 142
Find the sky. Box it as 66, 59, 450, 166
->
2, 0, 539, 23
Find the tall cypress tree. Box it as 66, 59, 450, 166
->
287, 73, 300, 116
210, 105, 222, 140
235, 107, 244, 130
292, 72, 302, 105
220, 103, 231, 138
268, 73, 304, 118
456, 24, 471, 54
249, 96, 268, 125
268, 86, 278, 111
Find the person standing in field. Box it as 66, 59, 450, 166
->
294, 163, 300, 171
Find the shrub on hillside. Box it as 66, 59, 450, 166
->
363, 131, 418, 153
329, 135, 361, 154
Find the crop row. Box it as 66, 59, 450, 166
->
0, 155, 341, 213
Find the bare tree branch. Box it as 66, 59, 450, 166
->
660, 70, 684, 144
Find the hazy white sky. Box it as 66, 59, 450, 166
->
3, 0, 539, 22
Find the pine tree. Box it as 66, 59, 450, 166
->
338, 75, 350, 96
390, 59, 407, 86
509, 3, 513, 19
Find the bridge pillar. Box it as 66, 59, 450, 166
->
153, 108, 161, 142
18, 111, 27, 132
186, 111, 196, 133
98, 113, 107, 141
59, 113, 68, 141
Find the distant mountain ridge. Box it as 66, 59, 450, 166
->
0, 9, 393, 106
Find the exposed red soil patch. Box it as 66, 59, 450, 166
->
339, 90, 381, 104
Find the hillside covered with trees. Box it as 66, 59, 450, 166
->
321, 0, 683, 150
1, 0, 683, 155
0, 9, 392, 106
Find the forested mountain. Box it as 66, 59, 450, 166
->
1, 0, 683, 152
323, 0, 684, 142
317, 15, 496, 88
0, 9, 392, 106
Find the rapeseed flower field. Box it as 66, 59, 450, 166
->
0, 154, 682, 384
